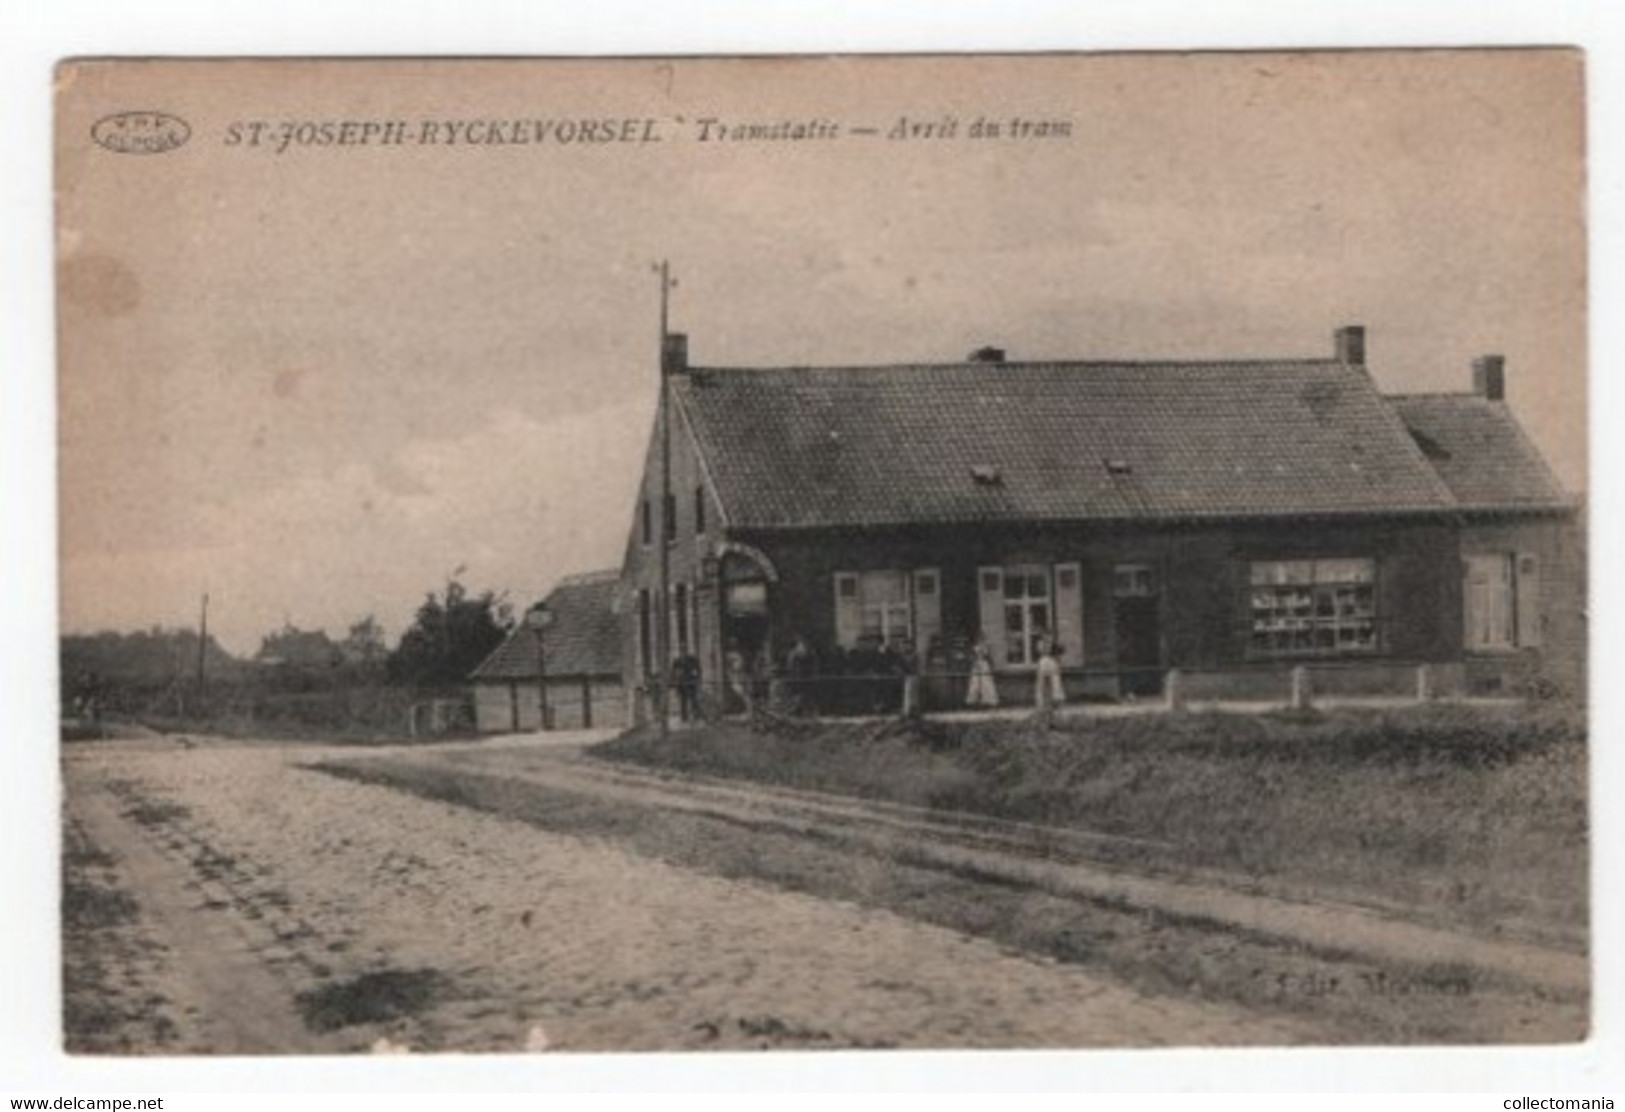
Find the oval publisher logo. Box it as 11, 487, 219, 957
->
92, 111, 191, 155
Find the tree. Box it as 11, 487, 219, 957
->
387, 573, 511, 690
58, 628, 241, 713
340, 615, 388, 667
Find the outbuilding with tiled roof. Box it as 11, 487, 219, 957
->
469, 569, 625, 732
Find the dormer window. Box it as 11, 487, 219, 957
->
970, 464, 1002, 486
1104, 458, 1133, 476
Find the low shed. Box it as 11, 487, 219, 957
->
469, 569, 625, 732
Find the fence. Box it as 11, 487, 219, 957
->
64, 677, 458, 741
631, 656, 1527, 726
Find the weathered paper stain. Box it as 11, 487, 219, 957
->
59, 252, 142, 318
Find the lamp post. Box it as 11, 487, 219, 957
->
525, 602, 554, 731
700, 553, 722, 712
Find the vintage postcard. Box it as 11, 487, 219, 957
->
55, 52, 1587, 1056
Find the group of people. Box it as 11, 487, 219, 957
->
964, 637, 1067, 710
656, 633, 1068, 722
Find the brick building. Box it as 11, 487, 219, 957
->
619, 326, 1581, 716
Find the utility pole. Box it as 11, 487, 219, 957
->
196, 592, 210, 696
655, 260, 674, 741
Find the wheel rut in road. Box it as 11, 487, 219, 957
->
416, 747, 1589, 996
70, 775, 325, 1054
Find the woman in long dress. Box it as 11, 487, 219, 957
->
1035, 639, 1067, 710
966, 639, 999, 707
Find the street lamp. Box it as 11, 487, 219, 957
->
700, 553, 721, 713
525, 601, 554, 731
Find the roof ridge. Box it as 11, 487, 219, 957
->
555, 568, 619, 586
686, 357, 1345, 375
1388, 390, 1484, 401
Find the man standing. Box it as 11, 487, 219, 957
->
672, 651, 701, 723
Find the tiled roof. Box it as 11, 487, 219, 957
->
1390, 394, 1572, 512
254, 628, 343, 668
469, 569, 621, 681
673, 360, 1460, 529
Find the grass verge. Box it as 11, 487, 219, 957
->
61, 815, 182, 1052
591, 703, 1588, 944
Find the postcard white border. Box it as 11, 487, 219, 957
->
5, 0, 1622, 1095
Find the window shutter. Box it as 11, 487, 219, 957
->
673, 583, 689, 655
977, 566, 1006, 666
1516, 552, 1543, 648
692, 585, 703, 660
1463, 558, 1485, 649
834, 572, 862, 648
912, 568, 942, 664
637, 589, 652, 675
1053, 562, 1084, 665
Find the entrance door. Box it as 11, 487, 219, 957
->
1113, 563, 1163, 696
723, 579, 770, 712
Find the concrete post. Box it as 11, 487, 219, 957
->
1164, 668, 1185, 713
1289, 665, 1313, 711
902, 675, 921, 719
1416, 663, 1435, 703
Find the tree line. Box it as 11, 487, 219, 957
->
61, 574, 514, 718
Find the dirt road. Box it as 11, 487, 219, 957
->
63, 733, 1314, 1053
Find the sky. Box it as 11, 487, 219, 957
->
54, 51, 1587, 656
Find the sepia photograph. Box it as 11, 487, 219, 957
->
51, 50, 1589, 1059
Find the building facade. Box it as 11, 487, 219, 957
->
619, 327, 1581, 716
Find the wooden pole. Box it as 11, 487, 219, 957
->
196, 592, 210, 696
656, 260, 673, 741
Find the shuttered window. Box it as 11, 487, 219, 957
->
1464, 552, 1542, 650
1002, 566, 1052, 667
833, 571, 910, 648
832, 569, 939, 653
977, 563, 1084, 668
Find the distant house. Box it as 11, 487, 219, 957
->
469, 569, 625, 732
618, 326, 1581, 714
254, 626, 344, 670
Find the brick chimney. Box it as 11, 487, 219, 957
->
1333, 325, 1366, 366
661, 332, 689, 376
1472, 354, 1506, 401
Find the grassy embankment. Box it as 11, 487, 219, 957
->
592, 704, 1588, 944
